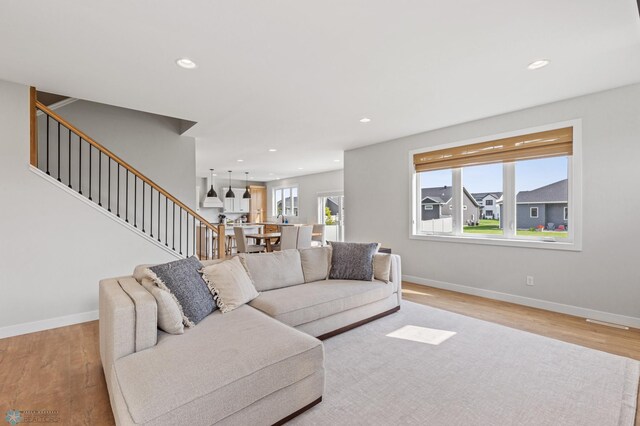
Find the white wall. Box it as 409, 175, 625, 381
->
346, 83, 640, 326
0, 80, 184, 337
45, 98, 197, 210
266, 170, 343, 224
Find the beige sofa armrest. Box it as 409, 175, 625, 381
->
99, 277, 157, 373
118, 277, 158, 352
389, 254, 402, 305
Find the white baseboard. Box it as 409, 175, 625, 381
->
0, 310, 99, 339
403, 275, 640, 329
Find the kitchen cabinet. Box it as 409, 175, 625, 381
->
249, 185, 267, 223
223, 188, 250, 213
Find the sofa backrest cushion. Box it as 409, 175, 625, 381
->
298, 247, 332, 283
239, 249, 305, 291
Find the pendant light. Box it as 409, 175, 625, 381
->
225, 171, 235, 198
207, 169, 217, 197
243, 172, 251, 199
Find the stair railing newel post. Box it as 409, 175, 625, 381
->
98, 152, 102, 206
67, 129, 71, 188
57, 121, 61, 182
29, 87, 38, 167
31, 97, 222, 259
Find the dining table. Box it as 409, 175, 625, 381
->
246, 231, 322, 253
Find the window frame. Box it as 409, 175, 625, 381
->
530, 207, 539, 218
409, 120, 582, 251
485, 199, 494, 206
272, 185, 299, 217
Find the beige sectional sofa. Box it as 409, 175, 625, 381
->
99, 248, 402, 426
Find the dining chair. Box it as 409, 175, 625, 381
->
234, 227, 265, 254
311, 224, 325, 247
296, 225, 313, 249
272, 226, 298, 251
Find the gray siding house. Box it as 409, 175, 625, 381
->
421, 186, 480, 224
498, 179, 568, 230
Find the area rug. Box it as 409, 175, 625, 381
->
290, 301, 639, 426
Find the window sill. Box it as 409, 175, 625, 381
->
410, 233, 581, 251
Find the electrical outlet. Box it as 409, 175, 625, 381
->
526, 276, 534, 286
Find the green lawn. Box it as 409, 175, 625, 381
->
463, 219, 568, 238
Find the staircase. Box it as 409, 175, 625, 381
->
28, 87, 225, 259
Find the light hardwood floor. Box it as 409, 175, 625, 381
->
0, 282, 637, 425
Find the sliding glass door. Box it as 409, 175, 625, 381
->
318, 193, 344, 242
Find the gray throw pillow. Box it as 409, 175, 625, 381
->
328, 242, 378, 281
147, 256, 215, 326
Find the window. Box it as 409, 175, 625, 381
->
462, 163, 503, 235
411, 122, 581, 250
272, 186, 299, 216
418, 169, 452, 234
515, 156, 568, 238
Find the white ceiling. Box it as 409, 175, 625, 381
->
1, 1, 639, 181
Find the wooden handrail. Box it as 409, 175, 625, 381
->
34, 99, 220, 236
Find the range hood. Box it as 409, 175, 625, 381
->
202, 175, 223, 208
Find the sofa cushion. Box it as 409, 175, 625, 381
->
239, 249, 305, 291
249, 280, 394, 327
328, 242, 378, 281
147, 256, 216, 326
298, 246, 332, 283
113, 305, 323, 425
373, 253, 392, 283
201, 257, 259, 313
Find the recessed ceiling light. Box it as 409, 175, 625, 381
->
176, 58, 197, 69
269, 173, 274, 176
237, 159, 244, 162
334, 159, 340, 162
276, 177, 281, 180
359, 117, 371, 123
527, 59, 550, 70
298, 167, 304, 170
249, 176, 254, 179
268, 148, 277, 152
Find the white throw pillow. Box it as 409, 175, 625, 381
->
201, 256, 259, 313
373, 253, 392, 283
140, 278, 185, 334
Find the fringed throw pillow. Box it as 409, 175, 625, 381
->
146, 256, 216, 326
201, 256, 259, 313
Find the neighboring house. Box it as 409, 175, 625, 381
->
421, 186, 480, 224
325, 198, 339, 215
498, 179, 568, 229
472, 192, 503, 219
